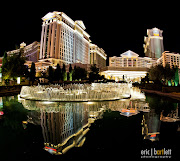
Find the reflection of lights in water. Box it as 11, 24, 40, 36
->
148, 133, 159, 142
45, 146, 57, 154
22, 121, 28, 124
89, 111, 99, 118
22, 121, 28, 129
121, 112, 131, 116
87, 102, 94, 105
88, 118, 95, 123
150, 134, 156, 139
120, 109, 139, 117
65, 93, 73, 95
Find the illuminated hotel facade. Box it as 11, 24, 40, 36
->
7, 41, 40, 62
109, 50, 156, 68
143, 27, 164, 59
90, 43, 107, 69
39, 11, 90, 66
157, 51, 180, 68
5, 12, 107, 74
101, 50, 156, 82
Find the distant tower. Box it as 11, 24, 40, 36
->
143, 27, 164, 59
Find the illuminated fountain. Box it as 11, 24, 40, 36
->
130, 87, 146, 100
20, 83, 131, 102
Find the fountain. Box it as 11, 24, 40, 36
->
20, 83, 131, 102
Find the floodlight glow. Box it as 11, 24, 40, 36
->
17, 77, 20, 84
87, 102, 94, 105
42, 12, 56, 20
42, 101, 54, 104
36, 91, 44, 94
18, 94, 25, 101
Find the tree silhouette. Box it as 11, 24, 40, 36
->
54, 64, 61, 82
30, 62, 36, 85
89, 64, 100, 82
48, 66, 54, 83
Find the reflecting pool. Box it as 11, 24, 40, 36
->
0, 88, 179, 160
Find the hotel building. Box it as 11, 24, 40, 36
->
157, 51, 180, 68
101, 50, 156, 82
109, 50, 156, 68
7, 41, 40, 62
90, 43, 107, 69
143, 27, 164, 59
39, 11, 90, 66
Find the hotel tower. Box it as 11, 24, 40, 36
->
143, 27, 164, 59
39, 11, 90, 66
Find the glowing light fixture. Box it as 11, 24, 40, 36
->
36, 91, 44, 94
17, 77, 20, 84
42, 101, 54, 104
87, 102, 94, 105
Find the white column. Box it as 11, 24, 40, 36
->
136, 58, 138, 67
43, 25, 48, 58
40, 24, 45, 59
131, 58, 133, 67
55, 24, 60, 59
50, 22, 55, 58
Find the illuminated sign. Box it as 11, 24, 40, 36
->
154, 33, 159, 36
153, 29, 159, 36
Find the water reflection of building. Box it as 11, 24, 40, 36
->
20, 100, 105, 155
19, 90, 151, 153
107, 98, 150, 117
41, 103, 88, 154
142, 109, 161, 141
160, 104, 180, 122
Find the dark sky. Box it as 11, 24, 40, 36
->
1, 1, 180, 65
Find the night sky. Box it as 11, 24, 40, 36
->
1, 1, 180, 65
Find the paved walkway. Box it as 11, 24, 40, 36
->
141, 89, 180, 100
